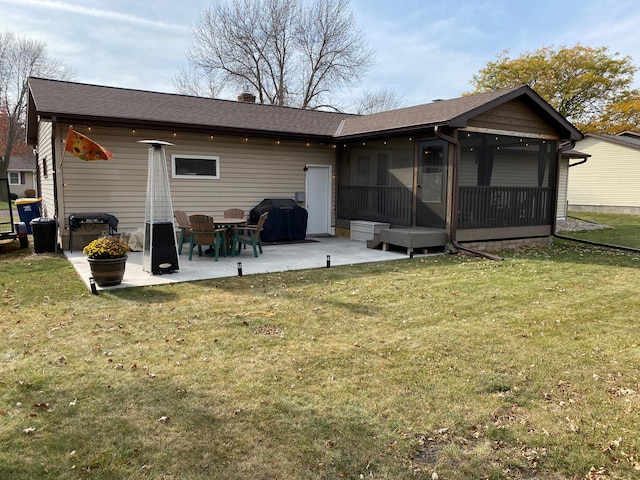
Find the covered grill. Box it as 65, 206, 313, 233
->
250, 198, 308, 242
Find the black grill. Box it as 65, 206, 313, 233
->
250, 198, 308, 242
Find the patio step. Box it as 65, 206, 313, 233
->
378, 227, 449, 255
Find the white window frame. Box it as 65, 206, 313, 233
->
8, 172, 21, 185
171, 154, 220, 179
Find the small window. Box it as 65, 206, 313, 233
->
171, 154, 219, 179
9, 172, 21, 185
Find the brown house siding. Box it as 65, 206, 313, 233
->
467, 99, 559, 138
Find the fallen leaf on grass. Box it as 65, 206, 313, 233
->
254, 325, 283, 336
607, 387, 636, 396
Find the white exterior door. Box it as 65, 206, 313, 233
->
305, 164, 332, 235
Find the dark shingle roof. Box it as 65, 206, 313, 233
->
27, 78, 582, 144
337, 88, 519, 137
8, 155, 36, 171
338, 86, 581, 139
27, 77, 348, 140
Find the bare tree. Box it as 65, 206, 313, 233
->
0, 30, 74, 178
353, 88, 406, 115
183, 0, 373, 110
173, 66, 220, 98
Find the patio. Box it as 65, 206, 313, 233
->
65, 236, 437, 291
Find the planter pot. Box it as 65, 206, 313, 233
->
87, 256, 128, 287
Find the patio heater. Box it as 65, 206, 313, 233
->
139, 140, 179, 275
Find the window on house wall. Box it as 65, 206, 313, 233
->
171, 155, 220, 179
9, 172, 21, 184
42, 157, 48, 177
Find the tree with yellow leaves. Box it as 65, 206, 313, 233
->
468, 45, 639, 133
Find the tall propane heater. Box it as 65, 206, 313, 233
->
139, 140, 179, 274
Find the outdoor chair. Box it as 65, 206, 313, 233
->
173, 210, 192, 255
231, 212, 268, 257
187, 214, 227, 261
223, 208, 245, 219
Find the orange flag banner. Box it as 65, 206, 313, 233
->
64, 127, 113, 161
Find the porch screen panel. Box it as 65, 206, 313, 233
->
458, 132, 556, 229
338, 139, 414, 225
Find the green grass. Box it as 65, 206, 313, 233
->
564, 211, 640, 249
1, 217, 639, 479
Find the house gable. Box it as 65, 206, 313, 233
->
467, 99, 560, 138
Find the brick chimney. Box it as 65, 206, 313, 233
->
237, 90, 256, 103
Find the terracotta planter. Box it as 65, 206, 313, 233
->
87, 256, 127, 287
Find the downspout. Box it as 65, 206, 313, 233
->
51, 121, 61, 250
552, 140, 640, 254
435, 126, 503, 261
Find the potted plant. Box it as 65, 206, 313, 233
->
83, 235, 129, 287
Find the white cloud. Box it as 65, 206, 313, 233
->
0, 0, 185, 31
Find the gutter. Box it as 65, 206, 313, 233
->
552, 140, 640, 255
569, 158, 587, 168
434, 126, 503, 261
51, 121, 61, 251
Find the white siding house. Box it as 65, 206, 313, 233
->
569, 133, 640, 215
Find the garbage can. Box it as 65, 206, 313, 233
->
15, 198, 42, 234
30, 217, 57, 253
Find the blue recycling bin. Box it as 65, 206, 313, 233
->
15, 198, 41, 234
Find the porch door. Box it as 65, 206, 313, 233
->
416, 140, 447, 228
305, 164, 332, 235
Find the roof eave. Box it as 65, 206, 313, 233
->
36, 112, 337, 143
335, 122, 449, 141
584, 132, 640, 151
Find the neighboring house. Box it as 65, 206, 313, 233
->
569, 133, 640, 215
26, 77, 581, 252
7, 155, 37, 198
557, 149, 590, 220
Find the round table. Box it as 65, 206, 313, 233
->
212, 218, 247, 254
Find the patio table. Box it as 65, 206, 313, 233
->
212, 217, 247, 254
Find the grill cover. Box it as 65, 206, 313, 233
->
250, 198, 308, 242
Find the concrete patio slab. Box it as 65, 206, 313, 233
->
66, 236, 436, 292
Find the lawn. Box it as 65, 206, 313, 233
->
0, 217, 639, 479
563, 212, 640, 249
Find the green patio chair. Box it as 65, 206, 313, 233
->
231, 212, 268, 257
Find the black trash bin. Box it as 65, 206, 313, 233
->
16, 198, 41, 234
30, 217, 57, 253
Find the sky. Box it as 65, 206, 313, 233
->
2, 0, 640, 111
